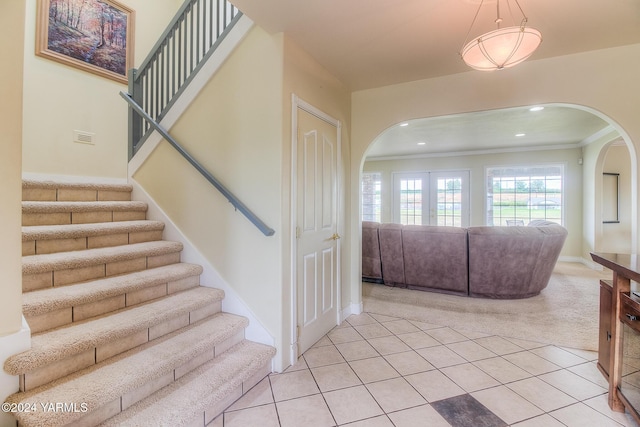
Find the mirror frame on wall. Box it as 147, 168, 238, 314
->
603, 172, 620, 224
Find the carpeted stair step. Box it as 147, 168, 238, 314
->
100, 340, 276, 427
22, 201, 148, 226
23, 179, 133, 202
6, 313, 251, 427
22, 240, 184, 292
23, 263, 204, 333
5, 286, 225, 391
22, 220, 165, 255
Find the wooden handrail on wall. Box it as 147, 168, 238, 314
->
121, 92, 275, 237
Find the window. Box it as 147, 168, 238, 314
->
361, 172, 382, 222
487, 165, 563, 226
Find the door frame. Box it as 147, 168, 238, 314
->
290, 94, 342, 365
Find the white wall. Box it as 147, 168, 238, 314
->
350, 44, 640, 307
22, 0, 182, 179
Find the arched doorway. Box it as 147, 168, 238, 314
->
595, 139, 633, 254
358, 104, 637, 287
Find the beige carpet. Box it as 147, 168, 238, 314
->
363, 262, 609, 351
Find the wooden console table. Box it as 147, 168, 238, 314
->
591, 252, 640, 423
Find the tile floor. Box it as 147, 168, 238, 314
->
211, 312, 639, 427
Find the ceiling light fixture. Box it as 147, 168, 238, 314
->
460, 0, 542, 71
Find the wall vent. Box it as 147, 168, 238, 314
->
73, 130, 95, 145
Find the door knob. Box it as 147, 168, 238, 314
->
330, 233, 341, 240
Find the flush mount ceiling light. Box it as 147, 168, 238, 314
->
460, 0, 542, 71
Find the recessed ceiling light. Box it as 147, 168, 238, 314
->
529, 106, 544, 112
400, 123, 409, 127
515, 133, 526, 137
417, 141, 426, 145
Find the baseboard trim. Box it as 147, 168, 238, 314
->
341, 302, 363, 323
0, 317, 31, 427
22, 172, 128, 186
559, 256, 603, 271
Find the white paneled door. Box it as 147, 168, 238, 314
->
295, 104, 340, 356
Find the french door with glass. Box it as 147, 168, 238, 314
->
392, 171, 470, 227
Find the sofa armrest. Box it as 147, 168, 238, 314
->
467, 224, 567, 298
362, 221, 382, 282
378, 223, 406, 287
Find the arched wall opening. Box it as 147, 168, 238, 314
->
593, 139, 635, 255
347, 44, 640, 314
358, 104, 638, 298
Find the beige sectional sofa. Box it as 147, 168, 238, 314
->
362, 220, 567, 299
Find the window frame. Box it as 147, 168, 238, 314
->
485, 163, 565, 227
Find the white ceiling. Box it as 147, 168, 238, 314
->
230, 0, 640, 157
365, 105, 611, 159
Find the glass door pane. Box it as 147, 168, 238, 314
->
430, 171, 470, 227
393, 171, 469, 227
393, 173, 428, 225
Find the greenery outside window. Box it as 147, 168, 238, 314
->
362, 172, 382, 222
487, 165, 563, 226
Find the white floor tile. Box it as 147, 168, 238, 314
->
323, 385, 384, 425
472, 385, 544, 425
365, 377, 427, 413
549, 402, 626, 427
387, 404, 452, 427
219, 310, 640, 427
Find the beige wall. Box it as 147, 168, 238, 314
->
364, 147, 584, 257
582, 130, 626, 260
0, 0, 26, 339
134, 26, 287, 367
1, 2, 30, 424
133, 27, 352, 370
22, 0, 182, 179
601, 143, 633, 253
350, 44, 640, 301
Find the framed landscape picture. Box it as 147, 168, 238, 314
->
36, 0, 135, 84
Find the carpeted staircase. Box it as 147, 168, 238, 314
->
4, 179, 275, 426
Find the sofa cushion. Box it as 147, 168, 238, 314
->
402, 225, 469, 295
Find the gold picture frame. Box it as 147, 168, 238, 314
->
36, 0, 135, 84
